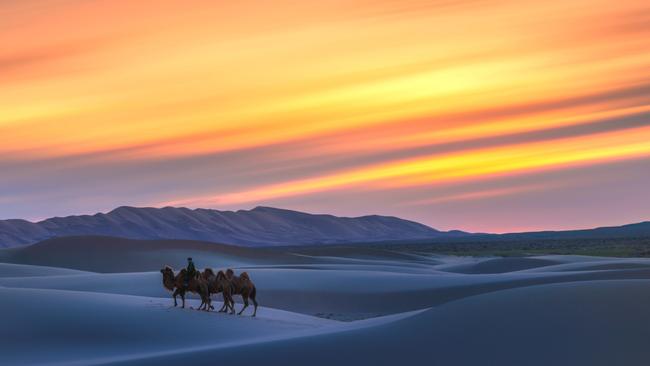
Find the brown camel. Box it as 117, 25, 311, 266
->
225, 268, 259, 316
200, 268, 234, 312
160, 266, 211, 310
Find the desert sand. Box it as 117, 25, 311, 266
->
2, 237, 650, 365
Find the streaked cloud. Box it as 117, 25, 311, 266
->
1, 0, 649, 231
400, 182, 569, 206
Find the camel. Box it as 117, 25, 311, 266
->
160, 266, 211, 310
199, 268, 234, 313
225, 268, 259, 316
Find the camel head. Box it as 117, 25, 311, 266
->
160, 265, 174, 277
240, 272, 250, 281
226, 268, 235, 279
216, 270, 226, 280
160, 266, 176, 290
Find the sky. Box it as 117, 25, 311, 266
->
1, 0, 650, 232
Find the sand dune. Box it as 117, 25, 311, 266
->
109, 280, 649, 366
0, 236, 300, 272
0, 287, 338, 365
441, 256, 564, 274
2, 238, 650, 365
0, 262, 89, 278
5, 261, 650, 318
521, 257, 650, 272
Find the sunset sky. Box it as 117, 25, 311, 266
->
2, 0, 650, 232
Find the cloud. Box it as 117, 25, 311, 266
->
1, 0, 650, 230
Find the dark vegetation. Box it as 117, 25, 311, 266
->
283, 237, 650, 258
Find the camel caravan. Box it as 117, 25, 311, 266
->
160, 257, 258, 317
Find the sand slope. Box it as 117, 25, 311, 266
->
101, 280, 650, 366
0, 287, 337, 365
2, 239, 650, 365
0, 262, 89, 277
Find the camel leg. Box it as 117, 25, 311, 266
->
199, 295, 208, 311
229, 296, 237, 315
204, 295, 212, 312
172, 289, 179, 307
238, 296, 249, 316
181, 291, 186, 308
251, 295, 258, 317
229, 296, 235, 314
219, 293, 229, 312
229, 295, 236, 314
199, 293, 209, 311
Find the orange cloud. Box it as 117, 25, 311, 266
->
1, 0, 650, 224
400, 181, 574, 206
160, 125, 650, 207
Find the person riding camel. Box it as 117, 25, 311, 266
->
184, 257, 196, 287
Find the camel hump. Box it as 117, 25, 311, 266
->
240, 272, 250, 280
204, 268, 214, 275
163, 265, 173, 271
226, 268, 235, 277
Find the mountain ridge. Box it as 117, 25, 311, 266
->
0, 206, 459, 248
2, 206, 649, 249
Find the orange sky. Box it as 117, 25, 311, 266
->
1, 0, 650, 232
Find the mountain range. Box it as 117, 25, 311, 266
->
0, 206, 649, 248
0, 206, 461, 248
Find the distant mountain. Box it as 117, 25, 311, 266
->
492, 221, 650, 241
0, 206, 461, 248
2, 206, 647, 249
